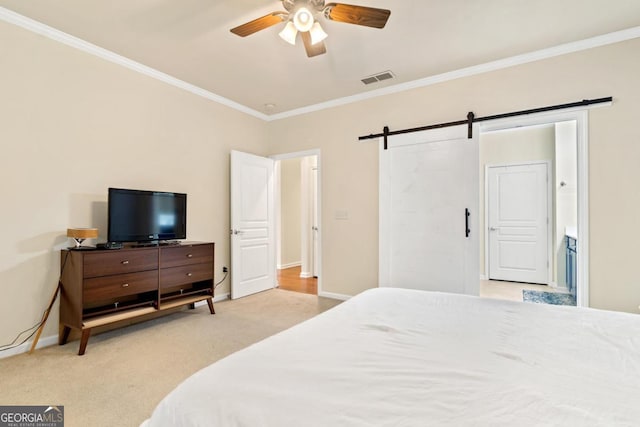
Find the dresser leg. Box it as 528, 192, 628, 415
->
206, 298, 215, 315
59, 326, 71, 345
78, 329, 91, 355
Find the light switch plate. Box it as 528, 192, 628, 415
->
335, 210, 349, 220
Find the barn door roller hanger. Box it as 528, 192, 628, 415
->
359, 97, 612, 150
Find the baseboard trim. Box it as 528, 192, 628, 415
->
318, 291, 352, 301
548, 282, 567, 290
0, 334, 58, 360
479, 274, 488, 281
299, 271, 313, 279
277, 262, 301, 270
194, 293, 229, 307
215, 293, 229, 302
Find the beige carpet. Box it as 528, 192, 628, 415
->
0, 289, 341, 427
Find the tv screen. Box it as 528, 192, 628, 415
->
108, 188, 187, 243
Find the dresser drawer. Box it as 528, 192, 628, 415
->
83, 249, 158, 278
160, 263, 213, 289
84, 270, 158, 303
160, 244, 213, 268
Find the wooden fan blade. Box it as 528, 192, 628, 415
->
301, 31, 327, 58
230, 12, 287, 37
324, 3, 391, 28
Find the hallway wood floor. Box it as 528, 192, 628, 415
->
277, 266, 317, 295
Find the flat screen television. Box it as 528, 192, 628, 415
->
108, 188, 187, 244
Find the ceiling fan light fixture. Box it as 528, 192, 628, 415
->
309, 22, 328, 45
279, 21, 298, 45
231, 2, 391, 58
293, 7, 314, 32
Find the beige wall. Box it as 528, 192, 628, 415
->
279, 158, 302, 268
0, 21, 267, 347
267, 38, 640, 313
479, 125, 556, 280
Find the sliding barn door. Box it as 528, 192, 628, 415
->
230, 150, 275, 299
380, 125, 479, 295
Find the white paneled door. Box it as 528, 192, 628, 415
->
380, 125, 479, 295
230, 151, 275, 299
487, 162, 549, 284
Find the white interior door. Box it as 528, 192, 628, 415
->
230, 150, 275, 299
487, 162, 549, 284
311, 166, 319, 278
380, 125, 479, 295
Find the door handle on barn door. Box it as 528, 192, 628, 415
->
465, 208, 470, 238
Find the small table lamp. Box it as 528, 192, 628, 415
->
67, 228, 98, 250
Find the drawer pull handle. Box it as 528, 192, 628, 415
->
121, 260, 129, 265
187, 254, 193, 258
187, 273, 193, 277
122, 283, 129, 288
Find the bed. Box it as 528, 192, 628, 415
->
141, 288, 640, 426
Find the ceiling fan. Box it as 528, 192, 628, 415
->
230, 0, 391, 58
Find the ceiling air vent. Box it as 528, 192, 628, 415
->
361, 70, 395, 85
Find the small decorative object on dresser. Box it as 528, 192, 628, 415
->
66, 227, 99, 250
59, 242, 215, 355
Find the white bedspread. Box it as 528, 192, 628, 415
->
143, 288, 640, 426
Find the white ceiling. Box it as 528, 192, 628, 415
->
1, 1, 640, 117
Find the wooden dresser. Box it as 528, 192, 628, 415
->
59, 242, 215, 355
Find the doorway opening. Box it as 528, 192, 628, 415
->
479, 110, 588, 307
272, 150, 321, 296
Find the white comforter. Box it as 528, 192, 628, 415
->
143, 288, 640, 426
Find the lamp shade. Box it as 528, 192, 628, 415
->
309, 22, 328, 45
67, 228, 98, 239
67, 228, 98, 249
279, 21, 298, 45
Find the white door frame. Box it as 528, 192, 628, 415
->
271, 149, 322, 295
485, 160, 553, 285
479, 108, 590, 307
311, 166, 319, 278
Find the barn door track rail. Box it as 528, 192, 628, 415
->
359, 97, 612, 150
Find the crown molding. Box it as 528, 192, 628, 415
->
267, 26, 640, 121
2, 6, 639, 123
0, 6, 269, 121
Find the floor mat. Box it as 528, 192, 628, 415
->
522, 290, 576, 306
